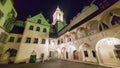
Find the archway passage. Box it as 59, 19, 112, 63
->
96, 37, 120, 66
73, 50, 79, 60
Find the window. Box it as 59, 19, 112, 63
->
25, 37, 31, 43
43, 28, 47, 32
34, 38, 38, 44
0, 0, 6, 5
92, 50, 96, 57
41, 39, 45, 44
84, 51, 88, 57
0, 32, 8, 43
102, 23, 109, 30
29, 25, 34, 30
8, 37, 15, 42
58, 40, 60, 45
8, 9, 15, 18
111, 16, 120, 25
3, 18, 15, 31
38, 19, 41, 24
36, 27, 40, 31
17, 37, 21, 43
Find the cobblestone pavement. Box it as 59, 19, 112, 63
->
0, 59, 111, 68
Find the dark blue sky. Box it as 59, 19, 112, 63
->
14, 0, 93, 24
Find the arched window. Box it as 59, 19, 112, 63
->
29, 25, 34, 30
36, 27, 40, 31
43, 28, 47, 32
111, 16, 120, 25
102, 23, 109, 30
41, 39, 45, 44
99, 23, 109, 31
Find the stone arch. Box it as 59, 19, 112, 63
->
76, 27, 87, 38
86, 20, 100, 35
64, 34, 69, 42
101, 8, 120, 27
1, 49, 10, 63
67, 46, 76, 60
79, 43, 97, 62
96, 37, 120, 66
70, 32, 77, 40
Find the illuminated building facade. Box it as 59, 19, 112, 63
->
0, 0, 17, 63
0, 0, 120, 68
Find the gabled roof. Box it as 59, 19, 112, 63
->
27, 13, 49, 26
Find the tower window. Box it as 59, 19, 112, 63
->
36, 27, 40, 31
34, 38, 38, 44
8, 37, 15, 42
43, 28, 47, 32
41, 39, 45, 44
25, 37, 31, 43
29, 25, 34, 30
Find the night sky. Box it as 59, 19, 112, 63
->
14, 0, 93, 24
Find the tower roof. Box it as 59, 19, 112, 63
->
56, 6, 61, 11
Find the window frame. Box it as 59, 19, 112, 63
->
29, 25, 34, 30
41, 39, 46, 44
34, 38, 38, 44
25, 37, 31, 43
8, 37, 15, 42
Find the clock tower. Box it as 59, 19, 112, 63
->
52, 6, 64, 25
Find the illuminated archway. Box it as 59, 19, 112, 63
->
61, 47, 66, 59
67, 46, 76, 60
96, 37, 120, 66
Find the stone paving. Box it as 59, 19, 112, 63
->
0, 59, 111, 68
